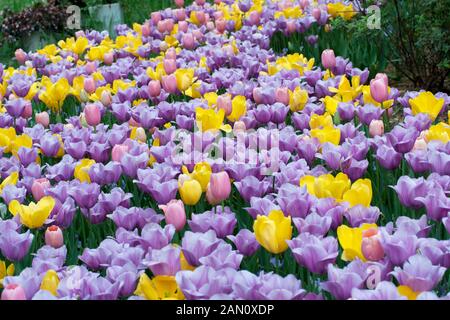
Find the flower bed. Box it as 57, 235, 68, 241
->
0, 0, 449, 300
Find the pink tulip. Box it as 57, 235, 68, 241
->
175, 0, 184, 8
84, 103, 101, 127
361, 233, 384, 261
84, 77, 96, 94
1, 284, 27, 300
36, 111, 50, 127
178, 20, 189, 32
206, 184, 221, 205
45, 225, 64, 249
195, 11, 206, 25
248, 11, 260, 25
157, 20, 166, 33
163, 59, 177, 74
217, 95, 232, 115
15, 49, 27, 64
165, 19, 175, 33
321, 49, 336, 70
208, 172, 231, 202
142, 23, 151, 37
128, 117, 140, 127
216, 18, 227, 33
148, 80, 162, 97
31, 178, 51, 201
195, 0, 206, 6
286, 20, 297, 34
275, 87, 290, 105
111, 144, 129, 162
375, 73, 389, 87
151, 12, 162, 25
369, 120, 384, 137
175, 8, 186, 21
312, 8, 321, 21
159, 199, 186, 231
182, 33, 195, 49
300, 0, 309, 9
161, 74, 178, 94
213, 11, 224, 20
370, 78, 389, 103
252, 87, 264, 104
165, 47, 177, 60
103, 52, 114, 65
206, 21, 215, 31
192, 29, 203, 41
85, 61, 97, 73
21, 101, 32, 119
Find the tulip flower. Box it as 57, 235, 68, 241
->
45, 225, 64, 248
1, 284, 26, 300
195, 107, 232, 132
38, 77, 70, 113
0, 260, 15, 287
159, 199, 186, 231
361, 228, 384, 261
84, 104, 101, 127
174, 68, 195, 92
9, 196, 56, 229
0, 171, 19, 195
321, 49, 336, 70
370, 78, 389, 103
289, 87, 309, 112
410, 91, 445, 121
74, 158, 96, 183
227, 95, 247, 122
369, 120, 384, 137
328, 75, 362, 103
40, 270, 60, 296
178, 175, 202, 206
111, 144, 129, 162
15, 49, 27, 64
35, 111, 50, 127
342, 179, 373, 208
182, 162, 212, 192
301, 173, 351, 201
134, 274, 184, 300
208, 171, 231, 203
337, 223, 377, 262
148, 80, 161, 97
253, 210, 292, 254
31, 178, 51, 201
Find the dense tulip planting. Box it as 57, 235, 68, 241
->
0, 0, 449, 300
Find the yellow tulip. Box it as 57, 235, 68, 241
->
10, 134, 33, 157
134, 274, 184, 300
74, 159, 96, 183
289, 87, 309, 112
342, 179, 373, 207
182, 162, 212, 192
253, 210, 292, 254
204, 92, 218, 106
323, 96, 340, 115
410, 91, 445, 121
0, 260, 14, 288
174, 68, 195, 92
9, 196, 56, 229
310, 126, 341, 145
39, 77, 71, 112
337, 224, 377, 262
0, 171, 19, 195
178, 176, 202, 205
328, 75, 362, 103
309, 113, 334, 129
227, 95, 247, 122
40, 270, 60, 296
426, 123, 450, 144
0, 127, 17, 153
195, 107, 232, 132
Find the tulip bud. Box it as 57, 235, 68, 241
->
275, 87, 290, 105
79, 89, 90, 103
159, 199, 186, 231
45, 225, 64, 249
208, 172, 231, 203
252, 87, 263, 104
148, 80, 162, 97
321, 49, 336, 70
195, 11, 206, 25
213, 11, 224, 20
161, 74, 178, 94
216, 18, 227, 33
163, 59, 177, 74
361, 233, 384, 261
217, 95, 232, 115
375, 73, 389, 87
84, 77, 96, 94
21, 101, 32, 119
142, 23, 151, 37
165, 47, 177, 60
369, 120, 384, 137
195, 0, 206, 5
84, 104, 101, 127
175, 0, 184, 7
31, 178, 51, 201
157, 20, 166, 33
112, 144, 129, 162
300, 0, 309, 9
1, 284, 27, 300
312, 8, 321, 21
179, 178, 202, 206
182, 33, 195, 49
151, 12, 162, 25
85, 61, 97, 74
175, 8, 186, 21
103, 52, 114, 65
178, 20, 189, 32
206, 185, 221, 205
100, 90, 112, 107
206, 21, 215, 31
286, 20, 297, 34
165, 19, 175, 33
370, 78, 389, 103
15, 49, 27, 64
248, 11, 260, 25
